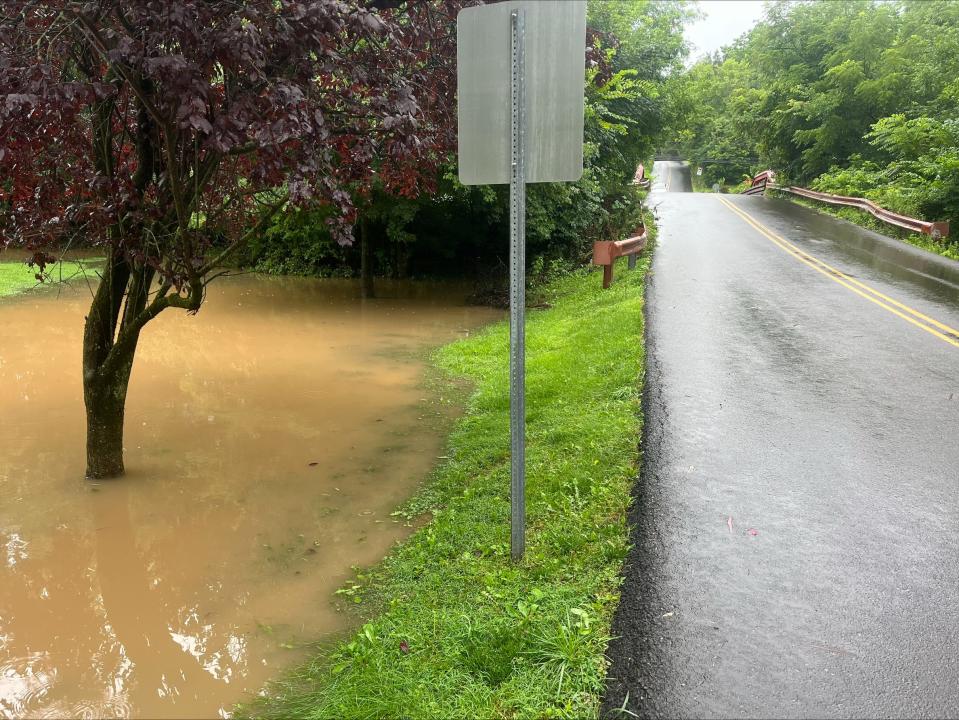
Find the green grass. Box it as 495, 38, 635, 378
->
0, 257, 103, 298
0, 260, 40, 297
242, 253, 650, 719
774, 192, 959, 262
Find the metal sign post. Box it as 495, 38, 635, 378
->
457, 1, 585, 562
508, 9, 526, 561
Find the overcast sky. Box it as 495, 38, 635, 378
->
685, 0, 767, 61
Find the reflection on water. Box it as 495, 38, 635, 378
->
0, 275, 501, 718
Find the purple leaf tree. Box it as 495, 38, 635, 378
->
0, 0, 462, 477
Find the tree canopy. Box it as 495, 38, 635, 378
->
0, 0, 459, 273
0, 0, 462, 477
253, 0, 694, 282
0, 0, 693, 479
663, 0, 959, 230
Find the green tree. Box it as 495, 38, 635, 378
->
256, 0, 695, 279
661, 0, 959, 231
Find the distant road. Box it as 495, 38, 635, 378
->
650, 159, 693, 193
604, 161, 959, 718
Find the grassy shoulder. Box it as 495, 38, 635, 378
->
0, 257, 103, 298
772, 191, 959, 262
245, 254, 650, 719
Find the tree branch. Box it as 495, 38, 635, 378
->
64, 6, 166, 128
198, 199, 287, 276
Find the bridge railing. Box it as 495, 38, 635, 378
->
742, 170, 775, 195
632, 164, 650, 189
742, 170, 950, 239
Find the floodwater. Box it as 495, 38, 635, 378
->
0, 274, 501, 719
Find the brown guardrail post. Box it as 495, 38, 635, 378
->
931, 222, 950, 240
592, 225, 648, 289
593, 239, 615, 288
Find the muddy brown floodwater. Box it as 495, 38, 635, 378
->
0, 274, 501, 719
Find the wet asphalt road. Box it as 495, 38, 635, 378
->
602, 161, 959, 718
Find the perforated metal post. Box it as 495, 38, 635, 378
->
509, 8, 526, 562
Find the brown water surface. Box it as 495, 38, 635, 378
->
0, 275, 500, 718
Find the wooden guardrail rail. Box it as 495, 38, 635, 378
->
592, 225, 648, 289
742, 170, 950, 239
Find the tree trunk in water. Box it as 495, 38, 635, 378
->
360, 216, 374, 299
82, 252, 143, 479
83, 363, 133, 478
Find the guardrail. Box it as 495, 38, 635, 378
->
742, 170, 950, 239
743, 170, 775, 196
633, 164, 650, 189
592, 225, 648, 288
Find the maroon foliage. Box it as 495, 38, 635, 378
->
0, 0, 462, 280
0, 0, 464, 478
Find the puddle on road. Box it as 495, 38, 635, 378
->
0, 275, 501, 718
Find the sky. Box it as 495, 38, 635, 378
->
685, 0, 767, 62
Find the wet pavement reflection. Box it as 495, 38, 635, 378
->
735, 194, 959, 308
602, 180, 959, 718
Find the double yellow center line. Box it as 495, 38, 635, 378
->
717, 196, 959, 349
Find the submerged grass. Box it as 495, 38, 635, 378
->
243, 253, 650, 719
0, 257, 104, 299
0, 261, 38, 297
